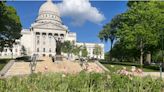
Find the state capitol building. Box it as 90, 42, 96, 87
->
0, 0, 104, 59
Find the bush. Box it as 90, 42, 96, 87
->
0, 72, 163, 92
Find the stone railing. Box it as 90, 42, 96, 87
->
95, 61, 109, 72
0, 60, 15, 77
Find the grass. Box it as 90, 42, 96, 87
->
0, 72, 163, 92
0, 59, 11, 70
101, 61, 159, 72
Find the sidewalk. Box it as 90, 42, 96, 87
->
143, 72, 164, 78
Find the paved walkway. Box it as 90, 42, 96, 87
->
4, 57, 104, 77
143, 72, 164, 78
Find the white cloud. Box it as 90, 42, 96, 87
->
57, 0, 105, 26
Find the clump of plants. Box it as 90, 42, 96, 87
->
0, 72, 163, 92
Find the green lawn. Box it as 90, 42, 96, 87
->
101, 62, 159, 72
0, 59, 10, 70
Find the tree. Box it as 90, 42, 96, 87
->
119, 1, 163, 67
111, 41, 139, 62
81, 45, 88, 58
0, 1, 22, 52
61, 41, 74, 58
93, 44, 102, 59
98, 15, 118, 61
100, 1, 164, 67
72, 45, 82, 59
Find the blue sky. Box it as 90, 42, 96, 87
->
7, 1, 128, 52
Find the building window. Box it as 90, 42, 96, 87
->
37, 40, 39, 44
37, 48, 39, 52
15, 49, 17, 52
43, 41, 46, 45
49, 48, 51, 52
43, 48, 45, 52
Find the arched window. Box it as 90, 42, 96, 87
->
36, 32, 40, 35
54, 33, 58, 36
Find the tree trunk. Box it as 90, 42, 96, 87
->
109, 41, 113, 61
140, 39, 143, 68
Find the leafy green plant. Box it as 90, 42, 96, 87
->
0, 72, 163, 92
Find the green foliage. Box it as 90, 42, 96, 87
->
152, 50, 164, 62
93, 44, 102, 58
98, 17, 117, 60
110, 41, 139, 62
72, 45, 81, 57
81, 45, 88, 58
62, 41, 74, 53
101, 1, 164, 63
0, 1, 22, 51
0, 72, 163, 92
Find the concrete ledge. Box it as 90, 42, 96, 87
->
0, 60, 15, 76
95, 61, 109, 72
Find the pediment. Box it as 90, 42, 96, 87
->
32, 22, 66, 30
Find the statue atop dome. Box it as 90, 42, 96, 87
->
47, 0, 52, 2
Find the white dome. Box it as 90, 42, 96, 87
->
39, 0, 60, 16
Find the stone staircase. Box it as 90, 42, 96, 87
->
35, 57, 83, 74
4, 57, 105, 77
5, 62, 31, 77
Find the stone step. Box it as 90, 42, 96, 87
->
4, 57, 104, 77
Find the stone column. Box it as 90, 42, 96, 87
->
40, 32, 43, 56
